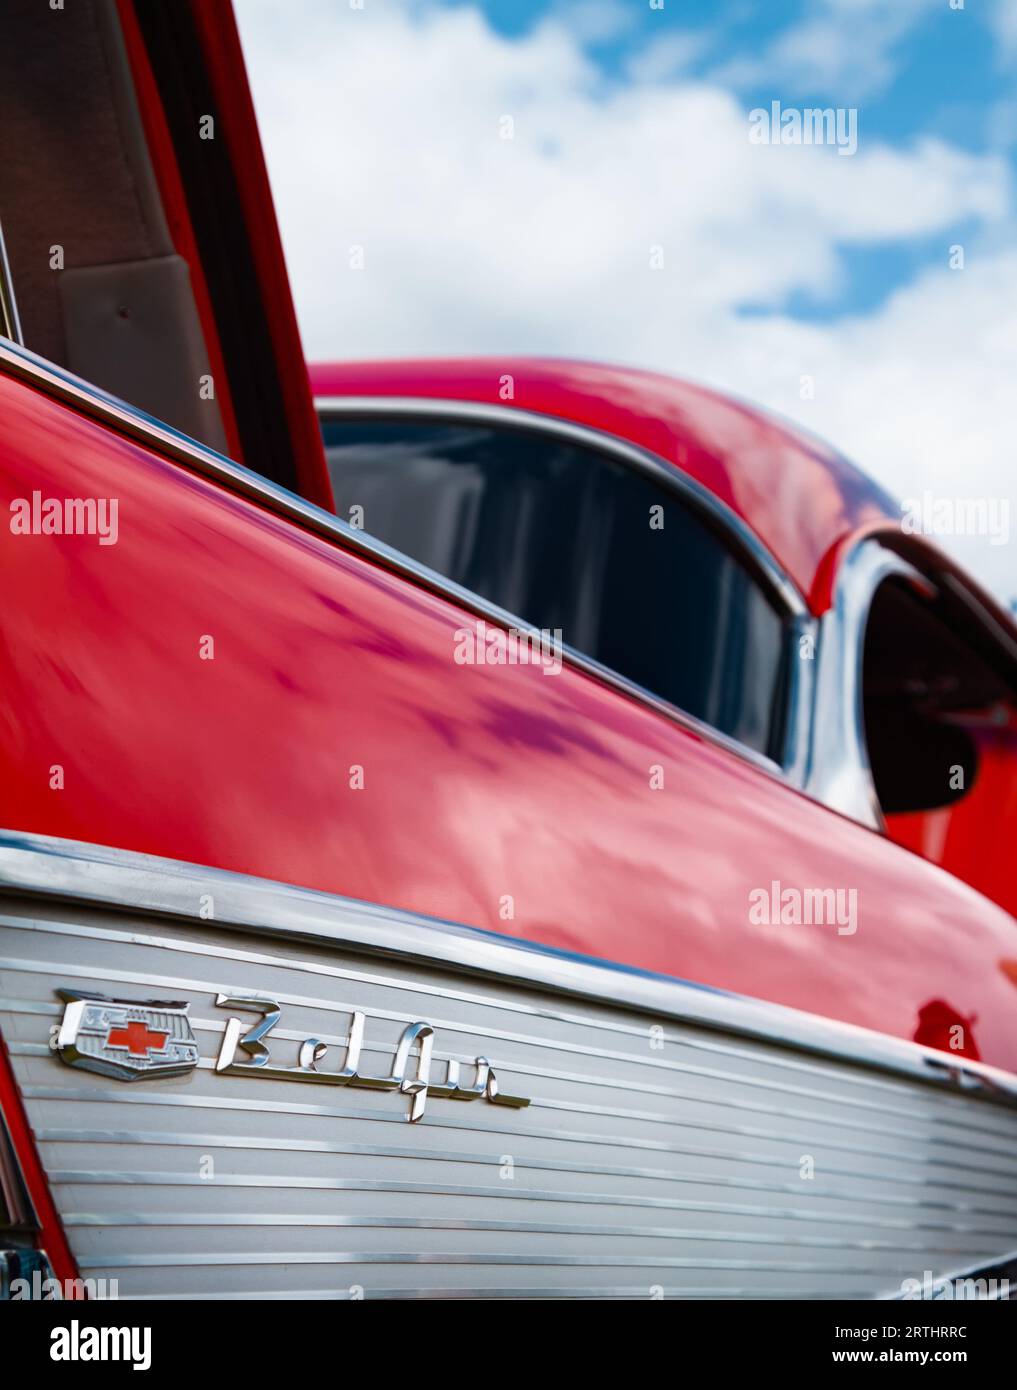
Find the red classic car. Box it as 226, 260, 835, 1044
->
0, 0, 1015, 1302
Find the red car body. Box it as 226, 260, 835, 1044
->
0, 0, 1015, 1302
1, 355, 1014, 1071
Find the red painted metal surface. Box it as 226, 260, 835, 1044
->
309, 358, 897, 614
887, 716, 1017, 919
2, 371, 1015, 1073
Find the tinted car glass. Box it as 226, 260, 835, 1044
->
322, 417, 789, 758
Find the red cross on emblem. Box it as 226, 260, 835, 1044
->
106, 1019, 169, 1057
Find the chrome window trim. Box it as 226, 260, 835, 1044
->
805, 539, 932, 829
314, 396, 807, 616
782, 611, 817, 786
0, 336, 810, 787
0, 223, 23, 346
315, 394, 817, 777
0, 829, 1014, 1109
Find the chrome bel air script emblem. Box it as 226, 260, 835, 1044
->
53, 989, 530, 1122
215, 995, 530, 1122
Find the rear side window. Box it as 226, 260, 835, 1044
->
862, 574, 1017, 915
321, 416, 790, 759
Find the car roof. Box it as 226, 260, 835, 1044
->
308, 356, 898, 610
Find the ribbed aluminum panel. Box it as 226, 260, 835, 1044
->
2, 894, 1016, 1300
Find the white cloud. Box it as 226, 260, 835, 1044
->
991, 0, 1017, 61
624, 30, 710, 85
237, 0, 1017, 602
710, 0, 939, 101
549, 0, 635, 46
720, 252, 1017, 595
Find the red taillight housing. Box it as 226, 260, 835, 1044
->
0, 1025, 83, 1296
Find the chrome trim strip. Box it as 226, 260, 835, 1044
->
0, 830, 1015, 1109
35, 1124, 1017, 1198
0, 227, 23, 346
57, 1215, 982, 1256
783, 612, 818, 785
72, 1250, 902, 1272
62, 1213, 992, 1256
47, 1170, 1017, 1231
122, 1285, 866, 1300
806, 540, 931, 827
0, 336, 797, 786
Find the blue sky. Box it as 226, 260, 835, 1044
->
237, 0, 1017, 602
435, 0, 1016, 321
458, 0, 1006, 140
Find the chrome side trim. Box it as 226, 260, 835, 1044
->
783, 613, 819, 786
70, 1249, 909, 1272
0, 830, 1014, 1110
0, 336, 800, 786
59, 1213, 989, 1260
120, 1285, 863, 1300
45, 1167, 1015, 1222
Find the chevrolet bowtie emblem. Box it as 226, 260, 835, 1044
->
54, 989, 199, 1081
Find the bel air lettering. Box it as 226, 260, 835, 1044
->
214, 994, 530, 1122
54, 988, 530, 1123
